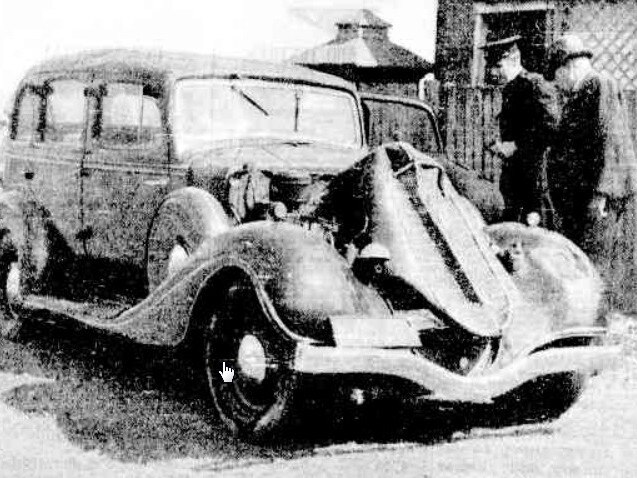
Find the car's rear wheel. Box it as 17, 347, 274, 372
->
204, 279, 298, 438
0, 198, 50, 339
146, 188, 229, 292
0, 233, 22, 339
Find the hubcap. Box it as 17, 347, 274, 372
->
5, 262, 20, 302
166, 244, 189, 277
237, 334, 267, 382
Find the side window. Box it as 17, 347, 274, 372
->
100, 83, 162, 149
14, 89, 40, 141
45, 80, 87, 144
363, 97, 441, 154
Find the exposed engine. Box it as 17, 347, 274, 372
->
226, 163, 339, 244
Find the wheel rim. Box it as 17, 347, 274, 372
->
5, 262, 21, 303
238, 334, 268, 382
230, 332, 275, 412
207, 327, 280, 420
0, 259, 22, 332
205, 290, 292, 432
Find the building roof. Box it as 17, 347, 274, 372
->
23, 49, 356, 92
333, 9, 391, 28
292, 37, 431, 70
290, 9, 430, 72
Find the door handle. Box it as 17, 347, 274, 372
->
79, 167, 91, 178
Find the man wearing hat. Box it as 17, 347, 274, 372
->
548, 34, 637, 312
481, 35, 559, 227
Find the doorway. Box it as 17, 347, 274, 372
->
473, 2, 554, 85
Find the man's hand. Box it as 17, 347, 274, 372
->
490, 140, 518, 159
589, 194, 608, 219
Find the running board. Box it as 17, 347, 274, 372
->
21, 295, 131, 323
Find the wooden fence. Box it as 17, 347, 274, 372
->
423, 82, 637, 183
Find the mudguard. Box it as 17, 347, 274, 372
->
86, 222, 390, 346
485, 222, 605, 357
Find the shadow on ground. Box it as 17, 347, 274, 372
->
0, 312, 463, 465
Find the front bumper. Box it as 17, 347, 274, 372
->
293, 341, 620, 404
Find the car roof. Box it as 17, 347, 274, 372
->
22, 48, 358, 93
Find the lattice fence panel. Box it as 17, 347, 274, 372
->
568, 0, 637, 90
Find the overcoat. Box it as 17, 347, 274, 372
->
499, 69, 559, 226
551, 70, 637, 312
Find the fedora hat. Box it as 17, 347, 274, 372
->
548, 34, 593, 74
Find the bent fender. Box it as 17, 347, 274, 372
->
80, 222, 390, 346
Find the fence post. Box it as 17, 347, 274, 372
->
421, 80, 440, 113
623, 90, 637, 143
445, 83, 458, 162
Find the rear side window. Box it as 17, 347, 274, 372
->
100, 83, 162, 148
14, 89, 40, 141
45, 80, 87, 144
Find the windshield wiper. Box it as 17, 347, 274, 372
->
230, 84, 270, 117
282, 139, 312, 146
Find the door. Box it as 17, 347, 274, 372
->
360, 92, 503, 222
81, 81, 169, 273
474, 5, 552, 85
2, 80, 88, 254
360, 93, 444, 156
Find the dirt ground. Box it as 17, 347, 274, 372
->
0, 314, 635, 478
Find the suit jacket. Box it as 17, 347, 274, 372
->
500, 69, 559, 165
553, 70, 637, 203
498, 69, 559, 220
551, 70, 637, 312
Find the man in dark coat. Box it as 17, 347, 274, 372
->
549, 34, 637, 312
481, 36, 559, 227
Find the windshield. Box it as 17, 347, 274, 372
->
173, 78, 362, 154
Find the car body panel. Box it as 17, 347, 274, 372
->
317, 143, 517, 337
22, 50, 357, 96
294, 337, 619, 403
3, 50, 367, 291
2, 138, 83, 254
81, 148, 171, 265
0, 50, 619, 417
31, 221, 389, 346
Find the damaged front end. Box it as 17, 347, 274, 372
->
290, 142, 618, 406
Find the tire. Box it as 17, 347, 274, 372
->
0, 195, 50, 339
490, 372, 587, 426
146, 188, 229, 292
204, 278, 299, 439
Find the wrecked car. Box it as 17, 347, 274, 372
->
0, 50, 619, 438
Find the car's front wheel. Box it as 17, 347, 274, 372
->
204, 279, 299, 438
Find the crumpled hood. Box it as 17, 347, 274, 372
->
318, 142, 519, 337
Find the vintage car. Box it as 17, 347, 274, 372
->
0, 50, 619, 438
